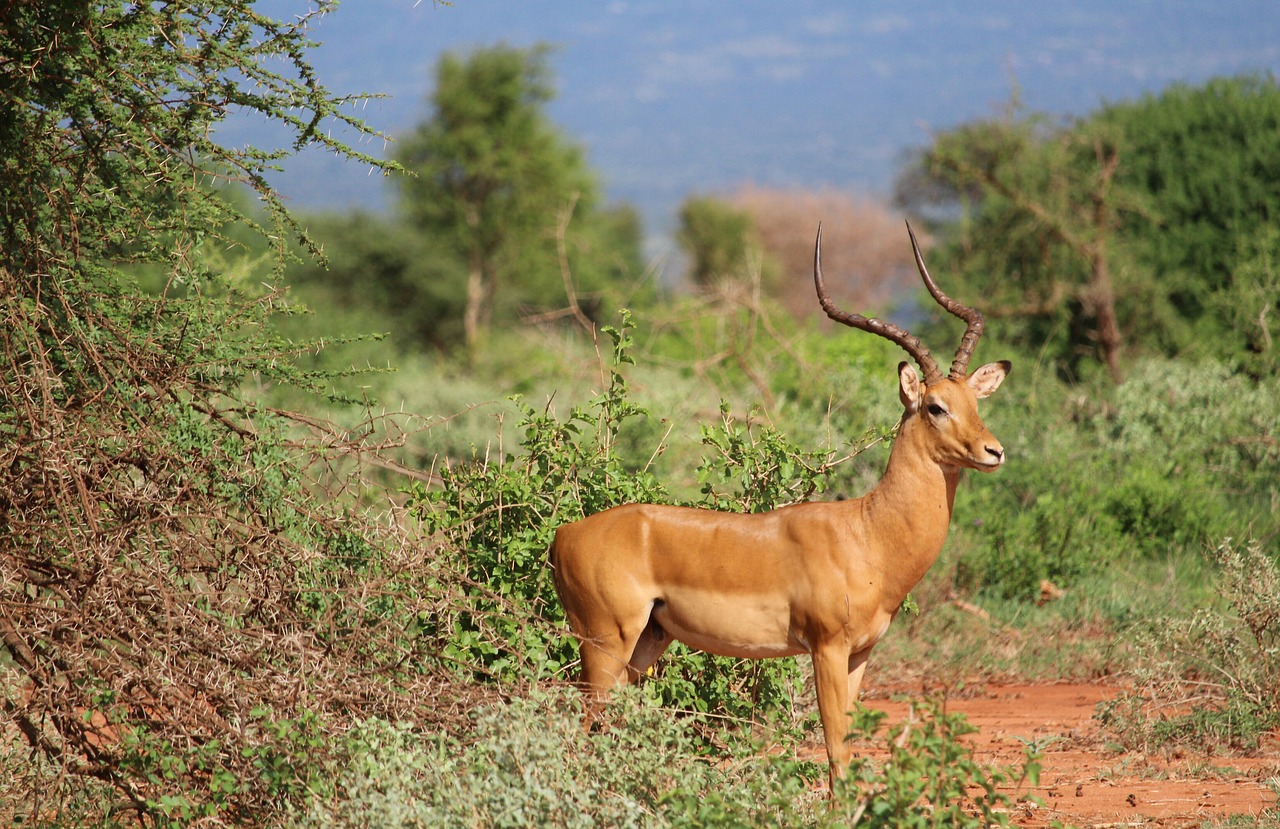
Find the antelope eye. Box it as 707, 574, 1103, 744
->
927, 403, 947, 417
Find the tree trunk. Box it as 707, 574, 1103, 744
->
464, 251, 484, 352
1089, 251, 1124, 383
1089, 144, 1124, 383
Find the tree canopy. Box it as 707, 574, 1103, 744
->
395, 43, 643, 351
897, 74, 1280, 381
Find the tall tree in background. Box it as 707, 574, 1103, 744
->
898, 105, 1139, 382
899, 75, 1280, 381
676, 196, 759, 288
285, 211, 466, 351
396, 44, 639, 351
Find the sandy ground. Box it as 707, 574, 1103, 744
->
845, 683, 1278, 827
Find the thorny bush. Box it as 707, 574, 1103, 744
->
0, 230, 484, 825
0, 3, 481, 825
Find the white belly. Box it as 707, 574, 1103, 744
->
652, 588, 805, 659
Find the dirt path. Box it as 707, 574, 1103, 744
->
854, 683, 1277, 827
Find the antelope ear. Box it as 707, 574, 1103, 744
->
967, 360, 1011, 399
898, 361, 923, 411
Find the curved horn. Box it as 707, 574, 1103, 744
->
904, 222, 986, 379
813, 223, 943, 385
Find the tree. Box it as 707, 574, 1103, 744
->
898, 104, 1138, 382
395, 44, 638, 351
0, 3, 452, 822
898, 75, 1280, 381
676, 195, 759, 288
288, 211, 466, 350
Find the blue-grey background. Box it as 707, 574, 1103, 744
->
228, 1, 1280, 247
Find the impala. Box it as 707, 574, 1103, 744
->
550, 223, 1010, 791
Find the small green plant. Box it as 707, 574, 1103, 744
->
697, 401, 837, 512
832, 698, 1043, 829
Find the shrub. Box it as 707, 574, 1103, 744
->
410, 315, 671, 680
1097, 538, 1280, 752
410, 312, 857, 723
953, 358, 1279, 600
294, 686, 824, 829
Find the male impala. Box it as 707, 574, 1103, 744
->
550, 223, 1010, 791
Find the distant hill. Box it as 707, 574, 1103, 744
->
240, 0, 1280, 243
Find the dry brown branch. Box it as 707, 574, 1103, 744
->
0, 273, 495, 824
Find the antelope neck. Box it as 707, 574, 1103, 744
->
859, 412, 960, 597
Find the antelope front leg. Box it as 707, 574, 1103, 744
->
812, 642, 854, 793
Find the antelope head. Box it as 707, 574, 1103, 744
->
813, 222, 1010, 472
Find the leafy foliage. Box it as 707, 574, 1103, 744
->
1214, 225, 1280, 377
285, 212, 465, 350
395, 43, 644, 350
412, 315, 669, 678
696, 402, 837, 512
0, 1, 388, 272
833, 699, 1041, 829
1097, 75, 1280, 347
898, 102, 1135, 381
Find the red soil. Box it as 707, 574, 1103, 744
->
851, 683, 1277, 827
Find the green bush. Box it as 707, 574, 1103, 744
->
953, 357, 1279, 600
410, 315, 670, 680
410, 312, 856, 723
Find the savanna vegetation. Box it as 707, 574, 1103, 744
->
2, 3, 1278, 826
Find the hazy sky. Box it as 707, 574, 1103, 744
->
237, 1, 1280, 242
